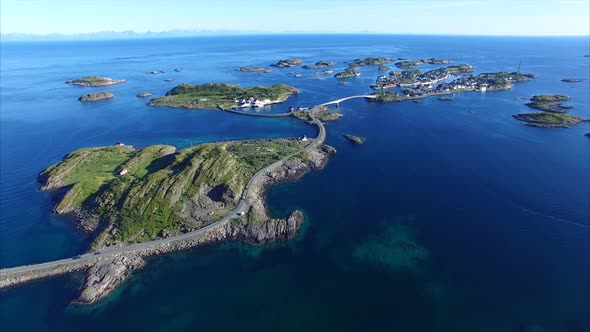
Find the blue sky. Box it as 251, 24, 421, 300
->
1, 0, 589, 36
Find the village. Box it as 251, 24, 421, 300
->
372, 63, 534, 99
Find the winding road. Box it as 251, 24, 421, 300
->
0, 95, 346, 285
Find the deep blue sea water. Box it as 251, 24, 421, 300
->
0, 35, 589, 332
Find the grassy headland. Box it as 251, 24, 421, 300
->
39, 139, 307, 247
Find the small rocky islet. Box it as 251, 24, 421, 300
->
291, 106, 343, 123
343, 134, 366, 145
66, 76, 126, 87
78, 92, 114, 102
237, 67, 270, 73
136, 92, 152, 98
270, 58, 302, 67
334, 64, 361, 78
561, 78, 584, 83
302, 60, 335, 69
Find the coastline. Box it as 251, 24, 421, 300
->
0, 143, 331, 303
0, 100, 332, 304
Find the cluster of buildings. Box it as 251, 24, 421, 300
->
372, 65, 474, 91
399, 72, 524, 98
235, 97, 272, 108
370, 65, 529, 99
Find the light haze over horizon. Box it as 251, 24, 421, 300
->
1, 0, 589, 37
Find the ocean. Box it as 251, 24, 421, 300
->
0, 34, 588, 331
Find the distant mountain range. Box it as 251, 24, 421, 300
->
0, 29, 269, 41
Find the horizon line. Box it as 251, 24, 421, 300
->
2, 31, 589, 42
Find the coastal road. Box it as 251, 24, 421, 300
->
0, 96, 333, 283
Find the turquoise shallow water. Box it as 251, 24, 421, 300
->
0, 35, 589, 331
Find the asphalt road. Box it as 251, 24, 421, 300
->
0, 95, 344, 279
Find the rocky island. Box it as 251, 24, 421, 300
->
26, 135, 334, 304
525, 95, 573, 113
394, 58, 451, 68
515, 95, 586, 128
293, 105, 343, 122
79, 92, 114, 102
237, 67, 270, 73
302, 61, 335, 69
136, 92, 152, 98
343, 134, 366, 144
334, 64, 361, 78
270, 58, 303, 67
147, 82, 299, 109
67, 76, 126, 87
513, 112, 587, 128
354, 57, 390, 66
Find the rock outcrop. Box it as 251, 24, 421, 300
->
75, 254, 145, 304
79, 92, 114, 102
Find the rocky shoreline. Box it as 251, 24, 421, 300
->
0, 144, 332, 305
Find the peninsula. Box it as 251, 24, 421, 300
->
147, 83, 299, 109
1, 94, 373, 305
11, 130, 333, 304
67, 76, 126, 87
79, 92, 113, 102
39, 140, 312, 246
